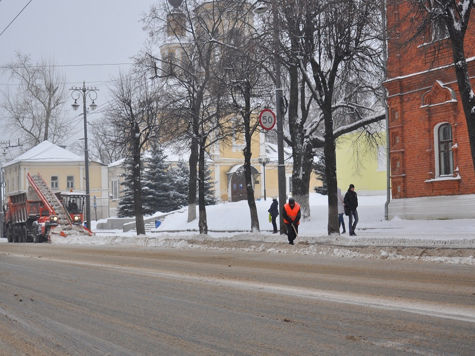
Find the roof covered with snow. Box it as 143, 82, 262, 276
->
108, 158, 125, 168
3, 140, 88, 168
109, 144, 204, 168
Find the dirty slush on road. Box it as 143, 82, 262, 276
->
52, 233, 473, 265
181, 238, 475, 265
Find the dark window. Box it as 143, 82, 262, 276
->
438, 124, 453, 176
67, 176, 74, 189
162, 49, 176, 76
51, 176, 58, 189
112, 180, 119, 200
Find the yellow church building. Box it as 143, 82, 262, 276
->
336, 131, 387, 195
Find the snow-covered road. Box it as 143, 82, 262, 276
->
1, 245, 474, 355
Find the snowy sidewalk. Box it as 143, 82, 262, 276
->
86, 194, 475, 246
37, 194, 474, 266
141, 194, 475, 247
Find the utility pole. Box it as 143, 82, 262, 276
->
255, 0, 287, 233
70, 82, 98, 230
271, 0, 287, 234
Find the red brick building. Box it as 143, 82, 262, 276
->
384, 1, 475, 219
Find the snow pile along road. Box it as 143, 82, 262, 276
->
46, 194, 475, 265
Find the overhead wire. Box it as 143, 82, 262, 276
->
0, 0, 34, 38
0, 62, 134, 69
0, 63, 137, 88
0, 79, 116, 87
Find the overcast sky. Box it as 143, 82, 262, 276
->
0, 0, 157, 156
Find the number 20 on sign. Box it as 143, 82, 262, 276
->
259, 109, 276, 131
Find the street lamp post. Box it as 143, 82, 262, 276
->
255, 0, 286, 233
258, 157, 270, 200
70, 82, 98, 230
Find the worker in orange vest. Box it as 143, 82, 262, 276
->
282, 197, 301, 245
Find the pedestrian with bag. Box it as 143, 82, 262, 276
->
282, 197, 301, 245
268, 198, 279, 233
344, 184, 358, 236
337, 187, 346, 234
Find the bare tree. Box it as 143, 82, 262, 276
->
408, 0, 475, 170
143, 0, 243, 233
105, 72, 164, 235
217, 5, 272, 232
294, 0, 385, 234
273, 1, 317, 219
254, 0, 385, 228
1, 53, 68, 148
89, 119, 125, 164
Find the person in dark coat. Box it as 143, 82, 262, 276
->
68, 199, 79, 214
268, 198, 279, 233
337, 188, 346, 234
282, 197, 301, 245
343, 184, 358, 236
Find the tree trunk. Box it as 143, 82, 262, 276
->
323, 111, 339, 235
198, 139, 208, 234
291, 145, 313, 219
187, 137, 198, 222
132, 124, 145, 235
242, 84, 260, 232
244, 162, 259, 232
288, 49, 314, 219
44, 99, 51, 141
449, 35, 475, 171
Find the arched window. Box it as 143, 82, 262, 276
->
437, 123, 453, 176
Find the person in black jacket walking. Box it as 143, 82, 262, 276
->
343, 184, 358, 236
268, 198, 279, 233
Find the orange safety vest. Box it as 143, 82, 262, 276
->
283, 202, 300, 225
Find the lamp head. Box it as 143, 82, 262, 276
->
72, 99, 80, 111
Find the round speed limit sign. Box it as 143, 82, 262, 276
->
259, 109, 276, 131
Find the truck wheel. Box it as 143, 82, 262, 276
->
33, 229, 41, 243
12, 226, 18, 243
43, 227, 50, 243
18, 226, 22, 243
7, 226, 13, 243
21, 225, 28, 243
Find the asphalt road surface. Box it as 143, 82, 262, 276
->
0, 244, 474, 355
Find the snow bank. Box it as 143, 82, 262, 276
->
44, 193, 475, 265
155, 194, 475, 241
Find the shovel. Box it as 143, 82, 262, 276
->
291, 223, 298, 238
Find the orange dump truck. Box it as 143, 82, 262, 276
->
4, 191, 59, 243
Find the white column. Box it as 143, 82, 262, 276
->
260, 165, 264, 198
214, 164, 221, 202
227, 173, 232, 202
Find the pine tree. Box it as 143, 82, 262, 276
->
142, 143, 175, 214
204, 163, 216, 205
313, 152, 327, 195
117, 155, 139, 217
169, 160, 189, 211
